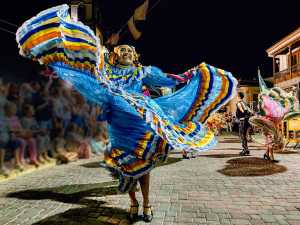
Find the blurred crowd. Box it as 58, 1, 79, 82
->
0, 75, 109, 176
207, 112, 238, 135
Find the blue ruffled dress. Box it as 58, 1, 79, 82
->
16, 5, 237, 192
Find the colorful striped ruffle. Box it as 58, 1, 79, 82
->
16, 4, 104, 77
104, 134, 170, 178
180, 63, 237, 124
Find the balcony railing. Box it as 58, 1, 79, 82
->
274, 63, 300, 83
274, 69, 289, 82
292, 63, 300, 72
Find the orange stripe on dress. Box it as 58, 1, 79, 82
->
23, 31, 61, 50
98, 47, 105, 72
63, 43, 97, 52
199, 71, 229, 122
123, 159, 148, 172
182, 65, 211, 122
136, 108, 145, 117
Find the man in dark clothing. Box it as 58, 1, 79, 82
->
236, 92, 251, 156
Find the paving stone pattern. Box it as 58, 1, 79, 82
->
1, 136, 300, 225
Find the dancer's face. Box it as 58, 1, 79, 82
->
116, 45, 134, 66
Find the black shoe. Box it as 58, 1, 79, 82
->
263, 153, 270, 160
128, 204, 139, 221
182, 154, 190, 159
143, 206, 153, 223
239, 150, 250, 156
271, 159, 279, 163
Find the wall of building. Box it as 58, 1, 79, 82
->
278, 54, 288, 71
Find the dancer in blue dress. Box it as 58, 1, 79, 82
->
16, 5, 237, 222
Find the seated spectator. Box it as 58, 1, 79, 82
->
0, 80, 8, 118
90, 126, 109, 156
21, 104, 53, 163
4, 101, 40, 167
70, 93, 88, 134
35, 86, 53, 131
51, 119, 78, 163
7, 83, 23, 116
65, 122, 91, 159
60, 85, 72, 129
0, 116, 23, 175
19, 83, 34, 104
7, 83, 19, 103
30, 81, 42, 106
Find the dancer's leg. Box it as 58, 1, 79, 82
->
269, 147, 274, 160
264, 147, 270, 160
139, 173, 150, 207
128, 184, 139, 220
139, 173, 153, 222
128, 189, 138, 205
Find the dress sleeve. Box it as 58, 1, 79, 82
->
142, 66, 178, 88
155, 63, 238, 124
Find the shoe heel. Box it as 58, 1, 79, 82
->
143, 205, 153, 222
128, 204, 139, 221
263, 154, 270, 160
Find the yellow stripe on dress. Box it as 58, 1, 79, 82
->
199, 70, 229, 122
134, 132, 152, 158
183, 64, 211, 122
63, 41, 97, 52
190, 131, 214, 148
122, 159, 149, 173
22, 28, 60, 49
61, 27, 95, 43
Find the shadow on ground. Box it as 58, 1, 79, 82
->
276, 151, 299, 154
219, 139, 240, 143
7, 157, 182, 225
7, 181, 136, 224
156, 157, 182, 167
81, 161, 104, 168
200, 154, 240, 158
218, 157, 287, 176
81, 157, 183, 169
212, 147, 242, 151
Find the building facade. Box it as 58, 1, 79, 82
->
266, 27, 300, 93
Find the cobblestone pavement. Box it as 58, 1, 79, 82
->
1, 135, 300, 225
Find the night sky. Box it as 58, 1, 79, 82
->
0, 0, 299, 80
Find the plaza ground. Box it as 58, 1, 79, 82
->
1, 135, 300, 225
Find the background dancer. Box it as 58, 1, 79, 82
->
249, 73, 299, 162
236, 92, 253, 156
